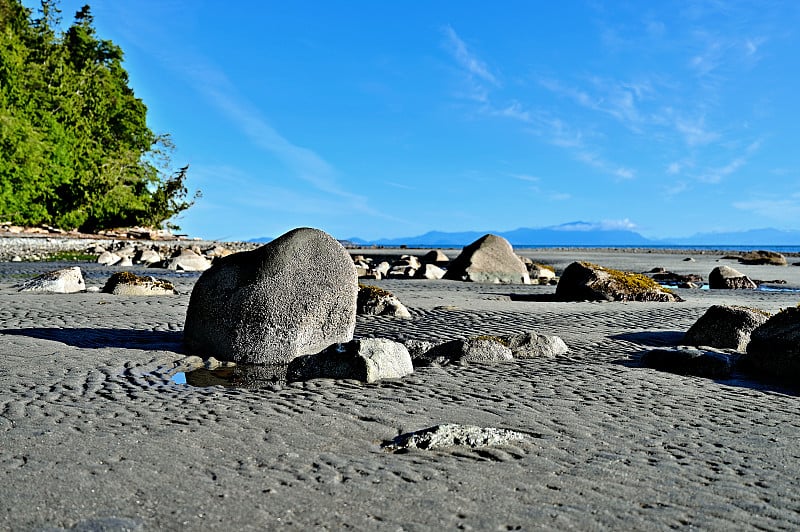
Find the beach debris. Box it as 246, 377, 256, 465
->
555, 261, 681, 302
357, 284, 411, 318
163, 248, 212, 271
745, 307, 800, 381
17, 266, 85, 293
414, 263, 446, 280
443, 234, 531, 284
101, 271, 176, 296
287, 338, 413, 384
682, 305, 770, 352
639, 347, 735, 378
738, 250, 787, 266
382, 424, 528, 452
184, 227, 358, 364
501, 331, 569, 358
708, 265, 757, 289
416, 336, 513, 366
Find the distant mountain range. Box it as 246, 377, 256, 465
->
251, 223, 800, 248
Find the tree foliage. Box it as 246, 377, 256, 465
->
0, 0, 198, 231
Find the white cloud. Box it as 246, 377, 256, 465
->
666, 162, 682, 175
676, 116, 720, 147
733, 198, 800, 220
555, 219, 638, 231
443, 25, 498, 86
509, 173, 540, 183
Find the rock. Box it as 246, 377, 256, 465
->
555, 261, 681, 302
17, 266, 85, 293
102, 272, 176, 296
357, 284, 411, 317
374, 261, 391, 277
527, 263, 556, 283
414, 263, 446, 280
745, 307, 800, 380
682, 305, 770, 352
135, 249, 163, 265
709, 265, 757, 289
443, 234, 530, 284
97, 251, 121, 265
418, 336, 513, 366
114, 256, 134, 267
382, 424, 528, 452
402, 339, 438, 361
420, 250, 449, 265
501, 331, 568, 358
287, 338, 413, 383
10, 255, 21, 262
164, 249, 212, 271
183, 227, 358, 364
639, 347, 735, 378
683, 257, 696, 262
203, 245, 234, 259
651, 271, 703, 286
739, 250, 787, 266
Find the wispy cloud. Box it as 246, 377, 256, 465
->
555, 219, 638, 231
577, 151, 636, 181
442, 25, 498, 86
733, 196, 800, 220
697, 140, 761, 183
675, 116, 719, 147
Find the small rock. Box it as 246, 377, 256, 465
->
418, 336, 513, 366
501, 331, 568, 358
287, 338, 413, 383
382, 424, 528, 452
357, 284, 411, 317
414, 263, 446, 280
97, 251, 121, 265
10, 255, 22, 262
164, 249, 211, 271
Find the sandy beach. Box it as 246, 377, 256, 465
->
1, 247, 799, 530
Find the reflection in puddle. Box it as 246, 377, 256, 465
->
172, 364, 289, 389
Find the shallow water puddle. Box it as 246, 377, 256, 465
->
171, 364, 289, 388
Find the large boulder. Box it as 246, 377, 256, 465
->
682, 305, 770, 352
287, 338, 413, 383
555, 262, 681, 302
443, 234, 530, 284
745, 307, 800, 380
183, 227, 358, 364
17, 266, 85, 293
709, 265, 757, 289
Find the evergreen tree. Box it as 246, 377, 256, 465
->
0, 0, 198, 231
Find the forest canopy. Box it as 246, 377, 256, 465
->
0, 0, 198, 231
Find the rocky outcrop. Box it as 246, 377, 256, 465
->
745, 307, 800, 380
287, 338, 413, 383
556, 262, 681, 302
17, 266, 85, 293
708, 266, 757, 289
682, 305, 770, 352
443, 234, 530, 284
414, 263, 446, 280
102, 272, 176, 296
183, 227, 358, 365
357, 285, 411, 318
382, 424, 528, 452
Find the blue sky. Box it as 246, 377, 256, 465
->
25, 1, 800, 241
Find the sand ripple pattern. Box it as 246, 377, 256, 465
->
2, 259, 800, 530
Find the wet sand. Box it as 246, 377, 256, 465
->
1, 249, 799, 530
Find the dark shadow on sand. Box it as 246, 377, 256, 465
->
610, 330, 686, 348
497, 293, 561, 302
1, 327, 184, 352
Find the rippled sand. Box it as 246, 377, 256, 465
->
1, 250, 799, 530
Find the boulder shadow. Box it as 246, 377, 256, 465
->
498, 293, 561, 302
610, 330, 685, 348
1, 327, 184, 352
